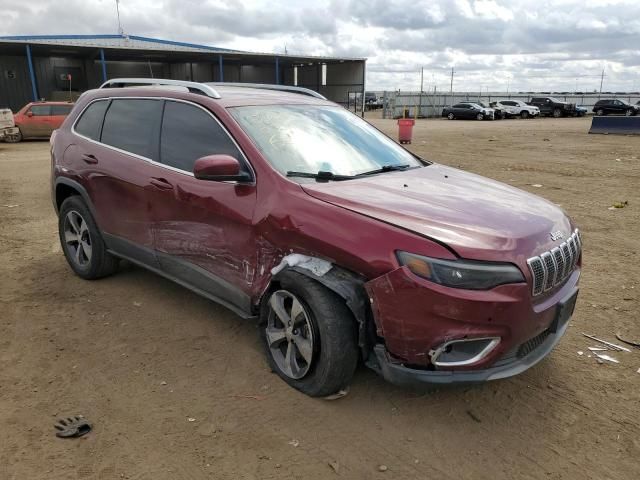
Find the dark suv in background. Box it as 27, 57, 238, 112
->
529, 97, 577, 118
51, 78, 581, 396
593, 99, 639, 116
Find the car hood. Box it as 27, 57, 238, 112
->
301, 164, 573, 263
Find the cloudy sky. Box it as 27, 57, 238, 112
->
3, 0, 640, 92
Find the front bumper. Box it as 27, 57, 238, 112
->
0, 127, 19, 140
367, 299, 572, 387
364, 264, 580, 386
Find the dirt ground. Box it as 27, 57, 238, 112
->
1, 116, 639, 480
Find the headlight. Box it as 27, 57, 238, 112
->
396, 251, 525, 290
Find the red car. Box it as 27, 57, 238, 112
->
51, 79, 581, 396
9, 101, 74, 142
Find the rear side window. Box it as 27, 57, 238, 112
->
101, 99, 163, 159
51, 105, 73, 115
74, 100, 109, 141
160, 101, 242, 172
30, 105, 50, 116
453, 104, 466, 108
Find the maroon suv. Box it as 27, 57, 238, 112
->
51, 79, 581, 396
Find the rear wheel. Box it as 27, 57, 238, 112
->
552, 108, 562, 118
4, 129, 22, 143
520, 110, 529, 119
58, 196, 118, 279
260, 271, 358, 397
447, 112, 455, 120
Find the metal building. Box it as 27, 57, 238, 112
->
0, 34, 366, 112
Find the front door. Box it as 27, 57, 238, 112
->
150, 100, 258, 314
20, 104, 50, 137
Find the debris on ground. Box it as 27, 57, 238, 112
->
288, 439, 299, 448
328, 461, 339, 473
2, 204, 20, 208
230, 394, 267, 401
54, 415, 92, 438
608, 200, 628, 210
593, 353, 619, 364
378, 465, 388, 472
133, 301, 142, 307
187, 417, 196, 422
531, 184, 543, 188
615, 333, 640, 348
581, 333, 631, 352
577, 351, 584, 356
324, 389, 349, 401
466, 410, 482, 423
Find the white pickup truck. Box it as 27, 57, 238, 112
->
0, 108, 19, 141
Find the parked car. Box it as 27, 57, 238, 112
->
574, 105, 588, 117
52, 79, 581, 396
528, 97, 576, 117
592, 99, 639, 116
495, 100, 540, 119
479, 101, 504, 119
8, 101, 74, 142
442, 102, 494, 120
0, 108, 19, 141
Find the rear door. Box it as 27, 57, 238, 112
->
150, 100, 258, 313
73, 97, 163, 266
50, 104, 74, 132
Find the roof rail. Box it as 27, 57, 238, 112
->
208, 82, 326, 100
99, 78, 221, 99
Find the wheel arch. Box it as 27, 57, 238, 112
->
54, 178, 98, 220
266, 262, 376, 360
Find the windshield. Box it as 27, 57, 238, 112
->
229, 105, 423, 177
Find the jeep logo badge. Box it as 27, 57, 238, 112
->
550, 231, 564, 241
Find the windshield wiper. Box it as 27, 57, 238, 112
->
355, 164, 413, 176
286, 170, 355, 181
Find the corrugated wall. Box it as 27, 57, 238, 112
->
0, 55, 32, 111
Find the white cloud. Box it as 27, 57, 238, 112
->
1, 0, 640, 91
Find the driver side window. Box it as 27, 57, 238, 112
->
160, 101, 243, 173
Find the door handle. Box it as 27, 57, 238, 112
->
149, 177, 173, 190
82, 154, 98, 164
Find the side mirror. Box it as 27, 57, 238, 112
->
193, 154, 251, 182
27, 111, 33, 117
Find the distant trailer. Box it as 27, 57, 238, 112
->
589, 116, 640, 135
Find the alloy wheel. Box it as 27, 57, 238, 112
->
63, 210, 92, 267
265, 290, 315, 380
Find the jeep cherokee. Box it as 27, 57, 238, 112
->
51, 79, 581, 396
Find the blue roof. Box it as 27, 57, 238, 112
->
0, 34, 240, 53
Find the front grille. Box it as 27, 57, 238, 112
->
517, 328, 551, 358
527, 229, 581, 296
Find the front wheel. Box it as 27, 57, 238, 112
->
625, 109, 633, 117
58, 196, 119, 279
596, 108, 604, 116
520, 110, 529, 119
447, 112, 455, 120
476, 113, 484, 121
260, 271, 358, 397
552, 108, 562, 118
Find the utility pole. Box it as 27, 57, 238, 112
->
115, 0, 124, 36
599, 68, 605, 96
420, 67, 424, 93
449, 67, 455, 93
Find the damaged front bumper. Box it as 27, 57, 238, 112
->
364, 265, 579, 387
367, 314, 570, 387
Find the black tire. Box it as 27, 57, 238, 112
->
260, 270, 358, 397
447, 112, 455, 120
476, 112, 484, 121
625, 109, 633, 117
58, 196, 118, 280
520, 110, 529, 119
596, 108, 604, 116
5, 128, 22, 143
552, 108, 562, 118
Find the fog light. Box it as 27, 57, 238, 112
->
429, 337, 500, 367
